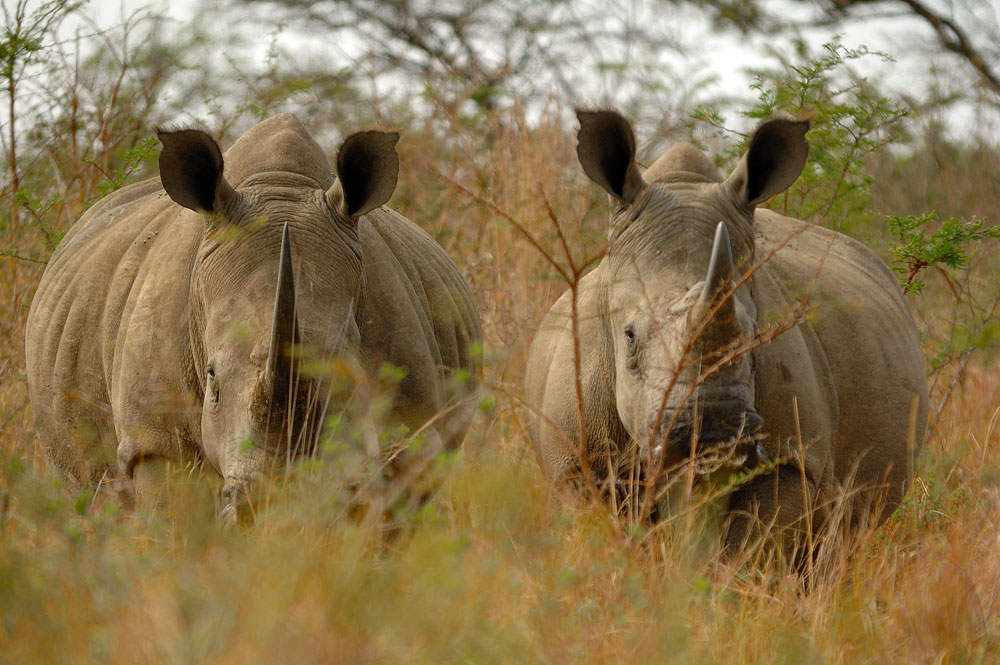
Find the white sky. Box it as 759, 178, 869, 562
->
56, 0, 1000, 139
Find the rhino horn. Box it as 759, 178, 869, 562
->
265, 222, 299, 414
699, 222, 735, 308
697, 221, 742, 344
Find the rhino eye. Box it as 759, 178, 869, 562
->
206, 365, 220, 403
624, 324, 637, 356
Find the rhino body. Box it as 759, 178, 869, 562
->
526, 110, 926, 555
25, 114, 481, 512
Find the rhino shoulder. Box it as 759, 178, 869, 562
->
26, 177, 203, 485
354, 207, 482, 442
525, 266, 627, 482
42, 178, 199, 306
751, 207, 927, 502
30, 174, 202, 355
359, 207, 481, 351
48, 177, 164, 259
753, 208, 921, 366
754, 209, 901, 300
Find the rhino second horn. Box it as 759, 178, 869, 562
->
699, 221, 735, 308
265, 222, 299, 412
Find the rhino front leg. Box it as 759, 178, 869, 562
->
116, 429, 202, 512
131, 455, 173, 507
721, 464, 819, 569
115, 436, 176, 509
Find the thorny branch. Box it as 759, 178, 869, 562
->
434, 166, 613, 516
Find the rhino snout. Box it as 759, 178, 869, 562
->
698, 406, 764, 444
651, 401, 764, 464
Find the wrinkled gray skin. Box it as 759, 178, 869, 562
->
25, 114, 482, 515
526, 109, 927, 555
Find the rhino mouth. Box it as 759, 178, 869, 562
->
653, 402, 766, 468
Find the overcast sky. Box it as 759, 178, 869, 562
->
69, 0, 997, 139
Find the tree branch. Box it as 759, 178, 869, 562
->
894, 0, 1000, 96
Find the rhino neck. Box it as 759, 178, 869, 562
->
187, 280, 209, 394
235, 172, 329, 192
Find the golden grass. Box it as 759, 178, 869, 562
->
2, 109, 999, 664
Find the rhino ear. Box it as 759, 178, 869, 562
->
725, 118, 809, 206
328, 130, 399, 220
157, 127, 236, 215
576, 108, 647, 205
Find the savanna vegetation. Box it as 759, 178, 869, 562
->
2, 0, 1000, 662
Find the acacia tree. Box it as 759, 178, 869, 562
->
824, 1, 1000, 100
231, 0, 703, 120
1, 0, 80, 232
0, 4, 199, 267
1, 1, 372, 264
703, 0, 1000, 108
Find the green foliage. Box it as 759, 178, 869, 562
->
377, 361, 408, 385
882, 209, 1000, 398
13, 188, 64, 247
885, 211, 1000, 294
1, 188, 64, 262
751, 38, 906, 233
93, 137, 159, 200
2, 136, 156, 264
696, 37, 907, 236
0, 0, 81, 84
1, 0, 83, 238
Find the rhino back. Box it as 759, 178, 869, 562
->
356, 207, 482, 442
25, 177, 201, 485
753, 209, 927, 514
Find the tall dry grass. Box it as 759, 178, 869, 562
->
2, 104, 1000, 664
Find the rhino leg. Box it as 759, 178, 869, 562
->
115, 419, 199, 505
130, 454, 172, 508
721, 464, 818, 568
118, 438, 220, 522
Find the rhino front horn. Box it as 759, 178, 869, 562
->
699, 221, 735, 307
265, 222, 299, 413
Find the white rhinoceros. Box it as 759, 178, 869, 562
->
26, 113, 481, 515
526, 109, 927, 556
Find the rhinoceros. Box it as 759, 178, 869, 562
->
25, 113, 482, 515
525, 109, 927, 556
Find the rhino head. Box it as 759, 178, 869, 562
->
576, 109, 809, 469
156, 120, 399, 517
